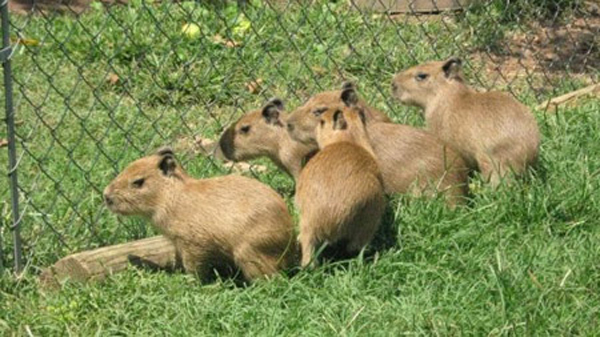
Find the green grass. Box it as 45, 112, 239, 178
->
1, 1, 600, 335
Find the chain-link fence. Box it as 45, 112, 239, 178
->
1, 0, 598, 273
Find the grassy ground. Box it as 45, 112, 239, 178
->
1, 1, 599, 335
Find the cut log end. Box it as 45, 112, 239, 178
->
39, 236, 180, 289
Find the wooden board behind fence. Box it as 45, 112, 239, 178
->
351, 0, 473, 13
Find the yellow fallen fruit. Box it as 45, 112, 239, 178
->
181, 23, 201, 39
232, 15, 251, 36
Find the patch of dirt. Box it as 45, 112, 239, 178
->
386, 4, 598, 91
470, 6, 599, 90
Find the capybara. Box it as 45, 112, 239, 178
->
295, 105, 385, 267
218, 98, 315, 180
103, 147, 296, 282
392, 58, 540, 185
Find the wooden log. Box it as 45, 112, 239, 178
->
350, 0, 474, 13
40, 236, 179, 288
536, 83, 600, 111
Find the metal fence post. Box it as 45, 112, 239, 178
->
1, 0, 23, 273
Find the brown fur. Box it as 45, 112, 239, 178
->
392, 58, 540, 185
295, 106, 385, 268
287, 86, 469, 206
103, 148, 296, 282
218, 99, 315, 180
286, 83, 391, 146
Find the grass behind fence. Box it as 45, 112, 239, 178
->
1, 1, 599, 334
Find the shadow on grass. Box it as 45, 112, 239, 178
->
128, 253, 250, 287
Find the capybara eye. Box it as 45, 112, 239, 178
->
312, 108, 326, 117
132, 178, 145, 188
415, 73, 429, 81
240, 125, 251, 134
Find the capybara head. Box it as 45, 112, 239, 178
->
218, 98, 286, 162
391, 57, 464, 109
287, 83, 364, 146
315, 105, 368, 149
103, 147, 183, 217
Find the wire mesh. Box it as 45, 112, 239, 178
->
1, 0, 598, 272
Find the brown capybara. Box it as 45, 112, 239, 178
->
295, 105, 385, 268
286, 85, 469, 206
286, 82, 391, 145
218, 98, 316, 180
103, 148, 296, 282
391, 57, 540, 186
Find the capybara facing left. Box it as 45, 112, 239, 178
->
103, 147, 296, 283
392, 58, 540, 185
218, 98, 316, 180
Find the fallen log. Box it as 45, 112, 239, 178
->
40, 235, 179, 288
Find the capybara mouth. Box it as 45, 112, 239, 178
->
104, 199, 120, 213
103, 196, 129, 215
105, 202, 120, 214
293, 133, 317, 147
105, 203, 133, 216
104, 194, 114, 207
391, 82, 402, 98
218, 126, 237, 161
286, 124, 312, 146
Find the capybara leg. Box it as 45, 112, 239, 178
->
478, 155, 503, 187
299, 231, 318, 268
345, 235, 368, 256
234, 246, 279, 282
180, 249, 212, 282
483, 161, 511, 187
346, 201, 383, 255
444, 183, 468, 208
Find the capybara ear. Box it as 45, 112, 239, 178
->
332, 110, 348, 130
341, 81, 355, 90
341, 87, 359, 107
157, 146, 174, 157
442, 57, 462, 79
267, 97, 285, 111
262, 103, 281, 125
158, 150, 177, 176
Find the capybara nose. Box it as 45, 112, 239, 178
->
391, 82, 398, 92
287, 123, 294, 132
104, 193, 113, 206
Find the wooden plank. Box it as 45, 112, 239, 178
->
536, 83, 600, 111
39, 236, 179, 288
351, 0, 473, 13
